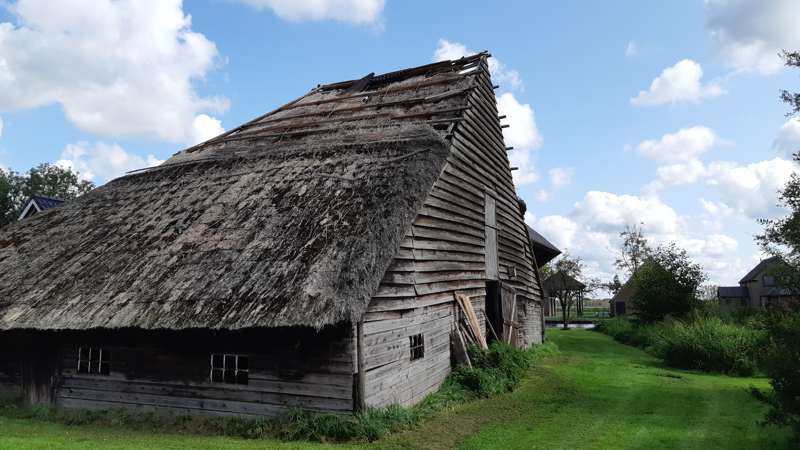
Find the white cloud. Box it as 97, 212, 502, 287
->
572, 191, 680, 236
239, 0, 385, 24
191, 114, 225, 145
549, 167, 573, 188
637, 126, 719, 162
625, 41, 639, 57
631, 59, 724, 106
705, 0, 800, 74
433, 39, 523, 91
772, 119, 800, 157
531, 215, 578, 251
700, 198, 735, 216
497, 93, 541, 150
0, 0, 227, 144
56, 142, 164, 183
706, 158, 798, 219
656, 159, 707, 186
497, 92, 542, 185
527, 189, 747, 285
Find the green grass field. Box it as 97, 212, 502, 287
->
0, 330, 790, 449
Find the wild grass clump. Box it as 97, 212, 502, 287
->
596, 316, 764, 376
649, 317, 765, 376
0, 340, 557, 443
595, 318, 658, 347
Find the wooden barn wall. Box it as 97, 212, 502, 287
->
0, 328, 356, 417
361, 60, 544, 408
0, 360, 20, 395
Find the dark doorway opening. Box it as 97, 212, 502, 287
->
615, 301, 626, 315
485, 281, 502, 342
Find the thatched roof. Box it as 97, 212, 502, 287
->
543, 271, 586, 293
0, 54, 490, 331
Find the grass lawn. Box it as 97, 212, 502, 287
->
0, 330, 790, 449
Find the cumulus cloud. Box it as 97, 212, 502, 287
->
56, 142, 164, 183
706, 158, 798, 219
239, 0, 385, 24
433, 39, 523, 91
700, 198, 735, 216
0, 0, 227, 144
638, 126, 719, 162
573, 191, 680, 236
656, 159, 708, 186
631, 59, 724, 106
527, 189, 744, 284
191, 114, 225, 145
772, 119, 800, 157
497, 93, 542, 185
529, 214, 578, 251
705, 0, 800, 74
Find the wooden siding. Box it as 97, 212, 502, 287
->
0, 360, 20, 395
37, 329, 356, 417
361, 59, 544, 408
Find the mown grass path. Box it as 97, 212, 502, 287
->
0, 330, 790, 449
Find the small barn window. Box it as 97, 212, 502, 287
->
77, 347, 110, 375
210, 353, 249, 385
409, 334, 425, 361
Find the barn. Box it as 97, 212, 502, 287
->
0, 53, 545, 416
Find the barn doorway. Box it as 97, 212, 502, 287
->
485, 281, 502, 342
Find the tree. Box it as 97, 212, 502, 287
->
0, 163, 94, 227
605, 274, 623, 295
615, 224, 650, 277
544, 254, 590, 329
630, 243, 706, 323
754, 50, 800, 442
697, 284, 719, 302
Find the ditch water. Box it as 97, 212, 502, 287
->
545, 322, 597, 329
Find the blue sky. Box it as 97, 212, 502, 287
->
1, 0, 799, 287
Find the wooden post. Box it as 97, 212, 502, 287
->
356, 320, 366, 412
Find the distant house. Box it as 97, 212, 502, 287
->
526, 226, 562, 316
0, 53, 547, 415
718, 256, 797, 309
610, 279, 637, 316
18, 195, 64, 220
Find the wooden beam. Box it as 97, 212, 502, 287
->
356, 321, 366, 412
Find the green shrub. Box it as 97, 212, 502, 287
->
649, 317, 764, 376
595, 318, 657, 348
597, 316, 764, 376
753, 311, 800, 442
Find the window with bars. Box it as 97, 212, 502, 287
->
77, 347, 111, 375
409, 334, 425, 361
210, 353, 249, 385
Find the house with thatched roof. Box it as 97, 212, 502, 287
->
0, 53, 545, 416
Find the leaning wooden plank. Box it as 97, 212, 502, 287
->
454, 292, 487, 349
501, 283, 517, 345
